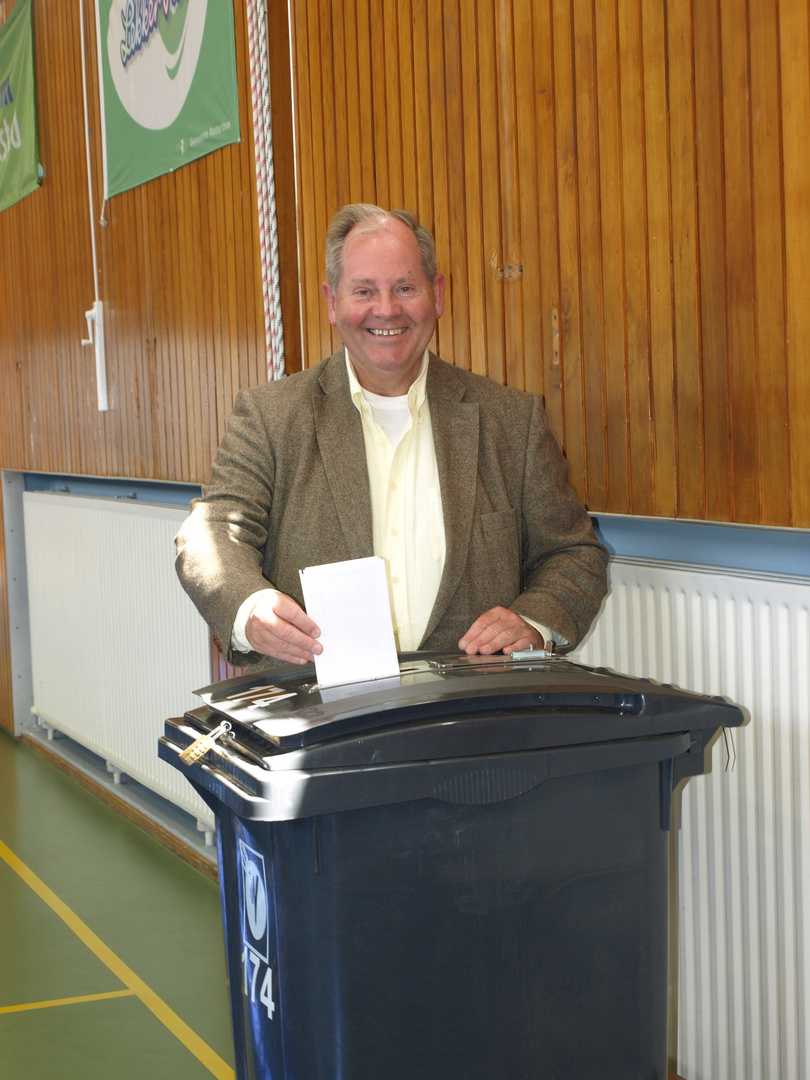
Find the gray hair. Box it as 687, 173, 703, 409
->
324, 203, 439, 293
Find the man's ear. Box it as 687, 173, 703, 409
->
432, 273, 446, 319
321, 282, 338, 327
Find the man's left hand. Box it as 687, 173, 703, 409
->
458, 607, 545, 655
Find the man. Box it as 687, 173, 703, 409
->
175, 204, 608, 671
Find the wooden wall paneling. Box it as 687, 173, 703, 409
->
779, 0, 810, 527
149, 179, 182, 480
291, 0, 324, 368
411, 0, 435, 238
227, 146, 251, 397
175, 166, 205, 482
265, 0, 302, 377
513, 0, 542, 398
128, 185, 152, 476
466, 0, 492, 382
140, 184, 165, 481
195, 160, 220, 474
694, 0, 732, 522
721, 0, 760, 523
381, 0, 403, 210
52, 1, 79, 471
626, 0, 656, 516
219, 122, 245, 422
369, 0, 391, 207
134, 188, 156, 476
24, 9, 55, 476
217, 152, 238, 434
343, 0, 363, 201
497, 0, 526, 393
667, 0, 704, 519
573, 0, 608, 508
426, 1, 453, 366
317, 0, 340, 217
38, 3, 62, 469
212, 148, 235, 449
205, 157, 225, 453
532, 0, 564, 441
114, 190, 139, 477
477, 0, 507, 385
552, 0, 587, 497
595, 0, 631, 514
315, 0, 339, 360
197, 161, 221, 469
163, 177, 190, 477
619, 0, 654, 516
354, 0, 378, 201
98, 198, 125, 473
330, 0, 352, 209
398, 0, 419, 213
442, 1, 471, 375
0, 215, 24, 465
750, 0, 790, 526
29, 190, 58, 472
642, 0, 677, 518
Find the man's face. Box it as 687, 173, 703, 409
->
322, 219, 445, 396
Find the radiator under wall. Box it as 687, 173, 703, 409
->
576, 556, 810, 1080
23, 491, 214, 828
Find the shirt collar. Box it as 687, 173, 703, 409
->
346, 348, 430, 415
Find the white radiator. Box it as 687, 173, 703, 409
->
576, 556, 810, 1080
22, 491, 214, 829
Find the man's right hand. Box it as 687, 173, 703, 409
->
245, 590, 322, 664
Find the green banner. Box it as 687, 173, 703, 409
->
95, 0, 240, 198
0, 0, 41, 214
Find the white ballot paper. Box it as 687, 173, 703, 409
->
299, 556, 400, 688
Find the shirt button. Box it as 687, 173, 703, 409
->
391, 528, 399, 536
392, 575, 400, 584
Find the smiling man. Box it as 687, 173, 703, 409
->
176, 204, 608, 670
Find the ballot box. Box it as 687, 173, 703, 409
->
159, 652, 744, 1080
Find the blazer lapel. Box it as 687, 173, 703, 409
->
312, 353, 374, 559
421, 356, 480, 645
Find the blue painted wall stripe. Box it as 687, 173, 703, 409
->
15, 472, 809, 579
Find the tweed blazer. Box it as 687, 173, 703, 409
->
175, 351, 608, 668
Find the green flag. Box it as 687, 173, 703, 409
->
95, 0, 240, 198
0, 0, 41, 214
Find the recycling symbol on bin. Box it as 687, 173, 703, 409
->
239, 840, 270, 962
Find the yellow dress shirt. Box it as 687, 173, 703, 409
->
346, 351, 445, 651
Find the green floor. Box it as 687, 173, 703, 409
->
0, 731, 235, 1080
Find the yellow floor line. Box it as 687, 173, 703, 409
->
0, 989, 136, 1014
0, 838, 235, 1080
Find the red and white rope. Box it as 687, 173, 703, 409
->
247, 0, 284, 381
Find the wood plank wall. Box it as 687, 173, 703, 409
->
0, 0, 299, 731
290, 0, 810, 528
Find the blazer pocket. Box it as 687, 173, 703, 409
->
480, 508, 518, 537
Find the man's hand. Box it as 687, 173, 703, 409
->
245, 590, 322, 664
458, 607, 545, 655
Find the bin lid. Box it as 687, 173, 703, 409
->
159, 655, 745, 821
190, 652, 743, 756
